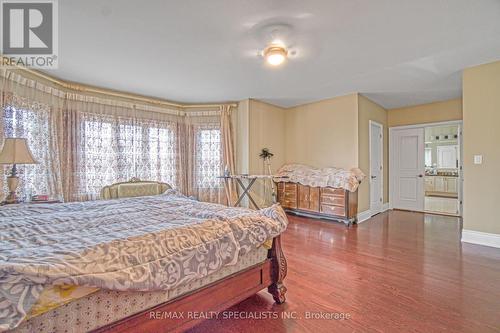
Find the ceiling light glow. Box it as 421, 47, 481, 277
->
263, 45, 288, 66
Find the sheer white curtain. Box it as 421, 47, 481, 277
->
0, 69, 64, 201
63, 95, 187, 201
185, 112, 226, 204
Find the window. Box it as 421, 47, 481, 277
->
148, 127, 177, 186
2, 104, 53, 200
79, 117, 178, 199
81, 120, 116, 196
195, 126, 222, 189
117, 124, 144, 176
1, 100, 225, 202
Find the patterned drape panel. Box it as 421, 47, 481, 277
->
220, 105, 238, 205
0, 69, 234, 205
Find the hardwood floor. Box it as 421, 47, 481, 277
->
187, 210, 500, 333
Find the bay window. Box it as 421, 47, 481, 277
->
1, 69, 232, 205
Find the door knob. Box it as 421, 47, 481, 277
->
371, 175, 377, 179
418, 174, 423, 178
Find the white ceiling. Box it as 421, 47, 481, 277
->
48, 0, 500, 108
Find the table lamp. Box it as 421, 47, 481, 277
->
0, 138, 37, 204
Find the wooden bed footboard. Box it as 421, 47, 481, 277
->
267, 234, 287, 304
94, 235, 287, 333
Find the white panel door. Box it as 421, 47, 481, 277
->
370, 121, 383, 214
392, 128, 425, 211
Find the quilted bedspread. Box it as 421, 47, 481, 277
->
0, 190, 288, 331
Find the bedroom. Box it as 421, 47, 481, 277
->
1, 1, 500, 332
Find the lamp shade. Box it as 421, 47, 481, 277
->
0, 138, 37, 164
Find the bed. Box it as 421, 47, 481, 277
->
0, 184, 288, 333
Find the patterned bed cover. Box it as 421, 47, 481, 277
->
13, 246, 269, 333
0, 190, 288, 331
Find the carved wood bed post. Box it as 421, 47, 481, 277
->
267, 235, 287, 304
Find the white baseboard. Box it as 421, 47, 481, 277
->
461, 229, 500, 248
357, 210, 372, 223
357, 203, 391, 223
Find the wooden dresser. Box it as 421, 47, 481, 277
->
276, 182, 358, 225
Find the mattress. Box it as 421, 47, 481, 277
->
11, 246, 268, 333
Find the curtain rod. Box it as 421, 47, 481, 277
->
2, 59, 238, 109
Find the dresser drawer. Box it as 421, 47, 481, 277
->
309, 187, 320, 212
283, 192, 297, 200
284, 183, 297, 193
320, 204, 346, 217
321, 195, 345, 207
321, 188, 345, 197
281, 199, 297, 209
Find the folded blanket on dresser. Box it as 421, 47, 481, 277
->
0, 190, 288, 331
275, 164, 365, 191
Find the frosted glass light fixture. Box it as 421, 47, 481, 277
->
263, 44, 288, 66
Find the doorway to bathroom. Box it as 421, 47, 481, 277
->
390, 121, 462, 216
423, 124, 461, 216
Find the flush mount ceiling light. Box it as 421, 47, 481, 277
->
250, 23, 297, 66
263, 44, 288, 66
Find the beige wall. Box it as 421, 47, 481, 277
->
248, 99, 286, 176
235, 93, 388, 214
234, 100, 250, 174
462, 60, 500, 235
388, 98, 462, 127
241, 99, 287, 206
285, 93, 359, 169
284, 93, 388, 214
357, 95, 389, 212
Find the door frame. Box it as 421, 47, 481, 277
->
369, 120, 384, 215
389, 120, 463, 213
457, 123, 464, 216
